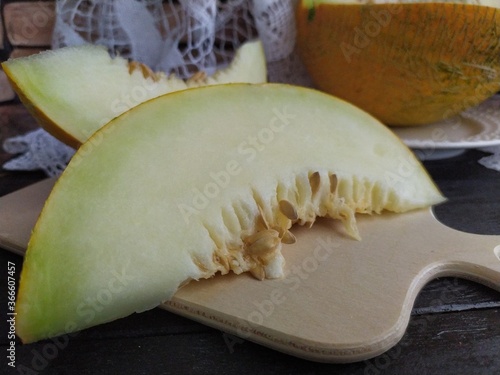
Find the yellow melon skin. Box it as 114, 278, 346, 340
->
296, 1, 500, 125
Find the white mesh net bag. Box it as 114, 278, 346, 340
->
3, 0, 312, 176
50, 0, 312, 84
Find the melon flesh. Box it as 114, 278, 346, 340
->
2, 40, 267, 148
16, 84, 444, 343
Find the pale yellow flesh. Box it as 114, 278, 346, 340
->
16, 84, 444, 343
2, 40, 267, 147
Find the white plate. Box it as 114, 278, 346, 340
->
391, 96, 500, 151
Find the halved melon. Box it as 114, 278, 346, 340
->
296, 0, 500, 125
16, 83, 444, 343
2, 40, 267, 148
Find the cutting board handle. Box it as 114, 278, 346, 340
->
416, 209, 500, 292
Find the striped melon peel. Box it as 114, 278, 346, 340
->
16, 83, 445, 343
1, 39, 267, 149
296, 0, 500, 125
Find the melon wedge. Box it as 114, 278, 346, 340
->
1, 40, 267, 148
16, 84, 444, 343
296, 0, 500, 125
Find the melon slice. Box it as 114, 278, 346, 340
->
16, 84, 444, 343
1, 40, 267, 148
296, 0, 500, 125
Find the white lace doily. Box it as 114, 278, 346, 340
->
3, 0, 499, 175
3, 128, 75, 177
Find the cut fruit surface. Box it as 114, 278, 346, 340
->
296, 0, 500, 125
16, 84, 444, 343
2, 40, 267, 148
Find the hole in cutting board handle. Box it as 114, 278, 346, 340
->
431, 204, 500, 236
495, 245, 500, 262
424, 150, 500, 236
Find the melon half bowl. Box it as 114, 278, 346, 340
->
296, 0, 500, 126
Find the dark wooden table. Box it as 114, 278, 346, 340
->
1, 103, 499, 375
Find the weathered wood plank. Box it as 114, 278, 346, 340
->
5, 308, 499, 374
0, 9, 4, 50
413, 277, 500, 314
0, 70, 15, 102
9, 47, 45, 59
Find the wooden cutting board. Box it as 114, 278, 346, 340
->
1, 178, 500, 363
